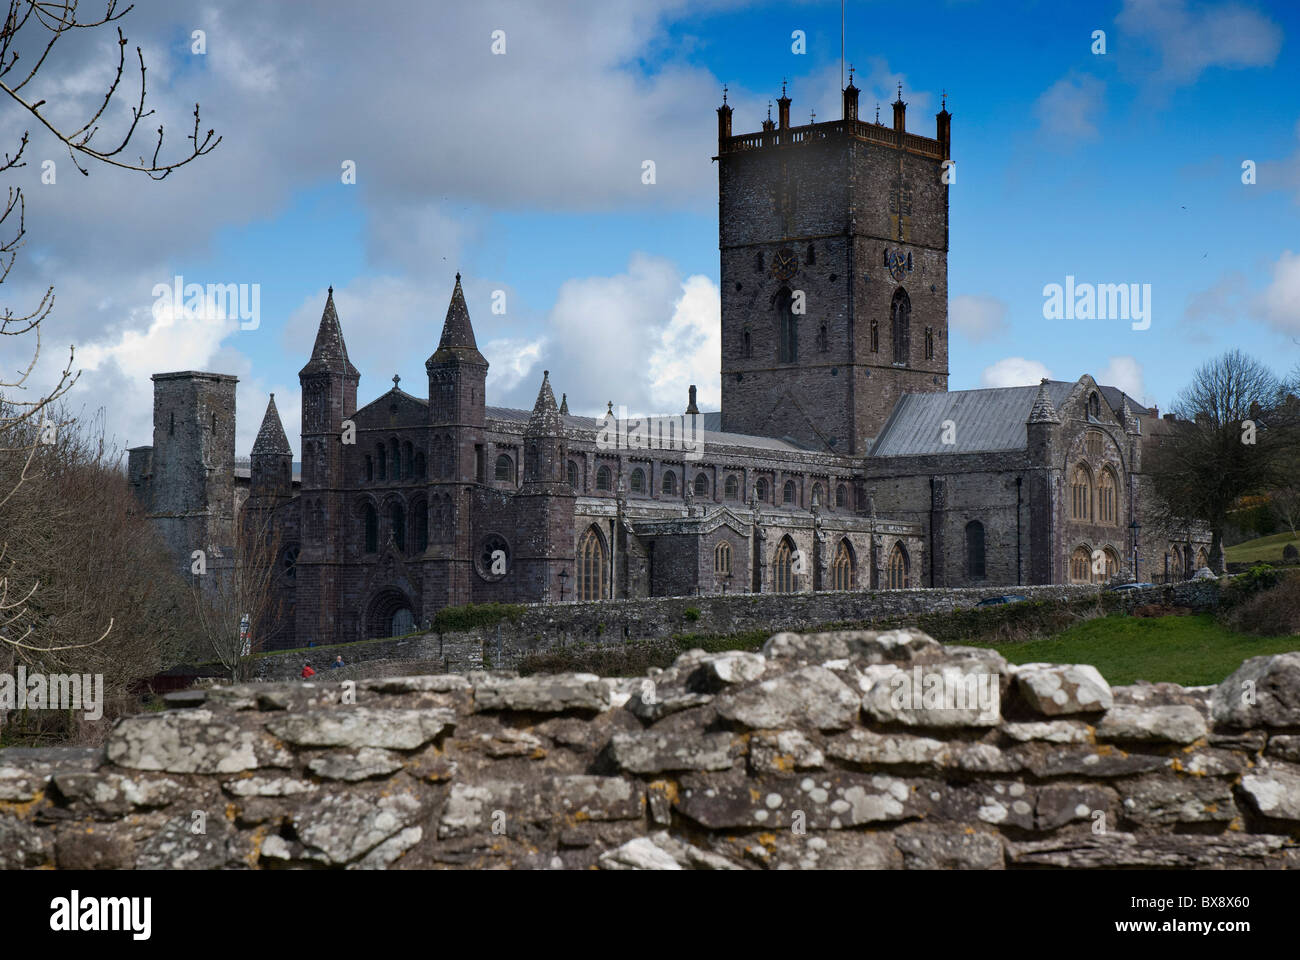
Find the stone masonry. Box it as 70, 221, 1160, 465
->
3, 626, 1297, 870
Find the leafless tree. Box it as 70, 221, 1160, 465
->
0, 1, 219, 665
1146, 350, 1299, 572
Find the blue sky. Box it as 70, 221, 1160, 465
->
6, 0, 1298, 456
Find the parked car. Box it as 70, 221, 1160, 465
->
975, 594, 1028, 606
1104, 581, 1155, 592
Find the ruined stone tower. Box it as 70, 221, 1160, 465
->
716, 79, 951, 453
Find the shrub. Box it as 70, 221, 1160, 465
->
1222, 575, 1300, 637
1284, 544, 1299, 561
432, 602, 525, 633
1220, 564, 1283, 608
684, 607, 701, 622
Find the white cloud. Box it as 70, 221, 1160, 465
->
1116, 0, 1282, 88
1096, 355, 1147, 402
1256, 249, 1300, 335
648, 273, 721, 412
949, 294, 1009, 342
980, 357, 1052, 388
1034, 73, 1106, 141
484, 337, 547, 396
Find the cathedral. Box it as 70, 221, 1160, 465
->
126, 79, 1207, 649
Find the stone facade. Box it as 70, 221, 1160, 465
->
127, 77, 1207, 649
5, 627, 1299, 870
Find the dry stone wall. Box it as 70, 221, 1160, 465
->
4, 624, 1298, 870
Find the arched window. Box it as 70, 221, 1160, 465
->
391, 440, 401, 480
413, 499, 428, 553
776, 287, 797, 363
742, 327, 752, 358
364, 504, 378, 553
1088, 392, 1101, 418
724, 475, 739, 500
662, 470, 677, 495
773, 538, 795, 593
1167, 547, 1183, 580
390, 502, 405, 552
714, 541, 732, 575
694, 473, 708, 497
783, 479, 796, 504
365, 455, 373, 482
811, 482, 824, 507
630, 468, 646, 494
924, 326, 934, 360
1069, 546, 1091, 583
1195, 548, 1208, 570
403, 441, 414, 479
1103, 548, 1120, 581
377, 444, 386, 481
870, 317, 879, 353
836, 484, 848, 509
1086, 431, 1103, 458
817, 323, 828, 353
596, 465, 612, 492
891, 287, 911, 365
577, 527, 606, 601
567, 460, 579, 490
495, 453, 513, 482
887, 542, 909, 589
414, 452, 426, 480
1070, 465, 1093, 521
966, 520, 986, 579
1098, 468, 1118, 525
806, 242, 816, 265
831, 540, 854, 591
755, 478, 769, 502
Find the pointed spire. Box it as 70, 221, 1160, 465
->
302, 286, 359, 377
252, 393, 292, 456
1027, 378, 1061, 424
559, 392, 569, 416
429, 272, 486, 366
527, 370, 564, 435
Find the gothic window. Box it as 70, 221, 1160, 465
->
377, 444, 386, 481
1069, 546, 1091, 583
924, 326, 934, 360
365, 456, 373, 482
415, 452, 426, 480
742, 327, 752, 358
413, 499, 428, 553
630, 468, 646, 494
662, 470, 677, 495
364, 504, 378, 553
966, 520, 986, 579
1098, 468, 1118, 525
817, 323, 828, 353
596, 465, 612, 492
567, 459, 579, 490
811, 482, 823, 507
836, 484, 848, 509
1104, 548, 1119, 581
1088, 392, 1101, 419
281, 546, 299, 582
782, 480, 796, 504
755, 478, 769, 502
870, 317, 879, 353
1070, 465, 1093, 521
891, 287, 911, 365
776, 287, 797, 363
390, 502, 406, 552
577, 526, 606, 601
694, 473, 708, 497
887, 542, 909, 589
773, 537, 796, 593
495, 453, 513, 482
713, 541, 733, 577
724, 474, 739, 500
831, 540, 854, 591
806, 243, 816, 265
1086, 430, 1103, 458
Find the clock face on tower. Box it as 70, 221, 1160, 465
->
771, 248, 798, 281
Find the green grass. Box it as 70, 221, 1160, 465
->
976, 613, 1300, 687
1225, 530, 1300, 564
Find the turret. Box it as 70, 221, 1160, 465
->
298, 287, 359, 491
842, 67, 859, 121
717, 86, 732, 147
523, 370, 566, 487
1026, 378, 1060, 465
936, 90, 951, 158
251, 393, 293, 502
892, 83, 906, 133
777, 80, 791, 130
426, 273, 488, 484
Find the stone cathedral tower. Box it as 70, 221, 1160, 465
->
716, 77, 952, 453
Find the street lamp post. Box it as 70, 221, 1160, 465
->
1130, 519, 1141, 582
558, 568, 569, 602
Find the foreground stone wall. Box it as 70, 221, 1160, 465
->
4, 625, 1297, 870
251, 579, 1219, 679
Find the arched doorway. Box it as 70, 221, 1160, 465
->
367, 588, 416, 639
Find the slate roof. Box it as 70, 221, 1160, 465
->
870, 380, 1149, 457
251, 394, 292, 456
300, 288, 360, 378
484, 406, 805, 453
